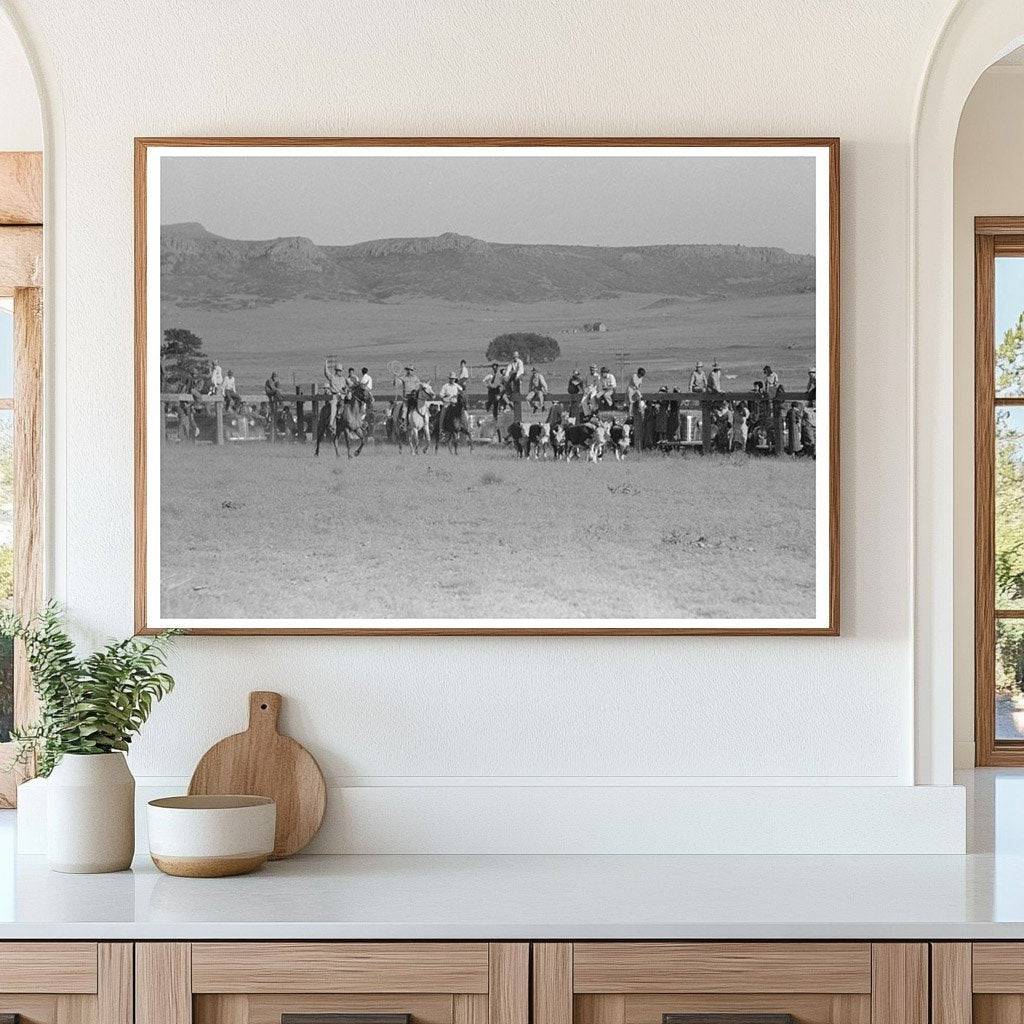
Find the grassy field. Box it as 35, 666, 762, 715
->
161, 291, 815, 396
159, 439, 816, 621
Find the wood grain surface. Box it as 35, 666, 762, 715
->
0, 942, 97, 994
0, 153, 42, 225
191, 942, 489, 994
573, 943, 871, 994
188, 691, 326, 858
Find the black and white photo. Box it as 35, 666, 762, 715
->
136, 139, 839, 634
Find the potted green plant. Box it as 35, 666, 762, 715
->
2, 603, 177, 873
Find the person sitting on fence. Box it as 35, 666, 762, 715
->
708, 361, 723, 393
210, 361, 224, 397
484, 363, 503, 417
324, 358, 347, 432
763, 364, 780, 398
586, 364, 601, 394
689, 362, 707, 393
458, 359, 470, 390
806, 368, 816, 405
527, 366, 548, 412
224, 369, 241, 411
598, 367, 617, 409
504, 350, 525, 394
567, 367, 584, 417
627, 367, 646, 425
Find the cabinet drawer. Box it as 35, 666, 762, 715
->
191, 943, 490, 993
0, 943, 130, 1024
534, 943, 925, 1024
0, 942, 98, 993
139, 942, 528, 1024
572, 944, 872, 994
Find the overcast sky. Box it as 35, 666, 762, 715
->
160, 152, 816, 254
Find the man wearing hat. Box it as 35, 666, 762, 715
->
324, 357, 347, 432
708, 360, 722, 393
689, 362, 707, 393
394, 364, 421, 423
440, 371, 462, 406
483, 362, 503, 418
598, 365, 617, 409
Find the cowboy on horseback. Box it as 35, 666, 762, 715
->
440, 371, 462, 406
395, 364, 421, 422
324, 358, 347, 433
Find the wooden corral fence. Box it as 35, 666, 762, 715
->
160, 387, 815, 455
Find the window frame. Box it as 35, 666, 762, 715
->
975, 217, 1024, 765
0, 151, 43, 806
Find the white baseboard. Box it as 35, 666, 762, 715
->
17, 778, 967, 856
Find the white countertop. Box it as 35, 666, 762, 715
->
1, 769, 1021, 941
1, 849, 1023, 940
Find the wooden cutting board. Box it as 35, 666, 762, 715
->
188, 691, 326, 859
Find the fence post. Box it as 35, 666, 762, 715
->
773, 402, 784, 457
701, 397, 711, 455
296, 387, 306, 443
161, 400, 168, 442
214, 397, 224, 445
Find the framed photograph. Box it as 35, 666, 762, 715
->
135, 137, 839, 636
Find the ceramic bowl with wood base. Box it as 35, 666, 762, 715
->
147, 795, 276, 877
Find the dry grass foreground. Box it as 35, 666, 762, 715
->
159, 440, 816, 622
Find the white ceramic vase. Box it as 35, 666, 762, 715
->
46, 752, 135, 873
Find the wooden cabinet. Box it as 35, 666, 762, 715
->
136, 943, 528, 1024
533, 944, 928, 1024
931, 943, 1024, 1024
0, 943, 132, 1024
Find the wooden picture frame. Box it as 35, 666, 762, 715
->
135, 137, 840, 637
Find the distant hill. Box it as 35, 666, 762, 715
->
160, 223, 815, 309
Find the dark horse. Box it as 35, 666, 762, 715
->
435, 394, 474, 454
315, 389, 368, 458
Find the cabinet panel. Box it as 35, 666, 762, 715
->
974, 946, 1024, 994
574, 944, 873, 995
0, 943, 130, 1024
139, 942, 525, 1024
192, 944, 489, 995
195, 993, 456, 1024
0, 944, 98, 994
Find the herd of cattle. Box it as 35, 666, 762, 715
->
500, 417, 630, 461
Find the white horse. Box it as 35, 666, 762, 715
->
397, 384, 435, 454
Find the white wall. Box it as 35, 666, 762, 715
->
0, 0, 973, 851
952, 66, 1024, 767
